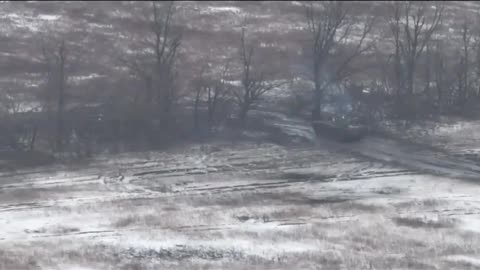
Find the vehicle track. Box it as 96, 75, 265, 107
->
314, 134, 480, 181
261, 108, 480, 180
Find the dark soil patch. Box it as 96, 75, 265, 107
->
121, 246, 246, 261
393, 216, 457, 229
277, 171, 334, 182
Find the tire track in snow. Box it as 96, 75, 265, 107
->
314, 135, 480, 181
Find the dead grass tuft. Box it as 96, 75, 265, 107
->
393, 216, 457, 229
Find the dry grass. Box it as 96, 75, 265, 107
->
393, 216, 458, 229
1, 143, 480, 269
2, 216, 480, 270
112, 215, 137, 228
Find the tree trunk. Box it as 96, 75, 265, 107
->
207, 98, 216, 132
406, 57, 416, 119
238, 102, 250, 126
29, 126, 37, 151
193, 88, 201, 132
311, 62, 322, 121
145, 76, 153, 105
56, 41, 66, 152
424, 43, 432, 100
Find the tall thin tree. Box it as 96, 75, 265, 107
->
304, 1, 375, 120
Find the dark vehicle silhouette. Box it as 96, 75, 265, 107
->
312, 112, 368, 143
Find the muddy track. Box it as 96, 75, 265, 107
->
313, 134, 480, 181
260, 108, 480, 180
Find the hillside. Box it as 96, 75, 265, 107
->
0, 1, 479, 106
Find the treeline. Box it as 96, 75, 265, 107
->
0, 1, 479, 158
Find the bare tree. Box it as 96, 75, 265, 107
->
390, 1, 405, 102
191, 59, 231, 132
119, 56, 154, 106
304, 1, 375, 120
389, 1, 443, 117
458, 20, 473, 106
191, 62, 209, 132
147, 1, 182, 124
424, 42, 432, 99
0, 88, 30, 151
207, 60, 231, 130
474, 38, 480, 98
41, 39, 68, 152
120, 1, 182, 131
234, 27, 282, 123
432, 39, 445, 110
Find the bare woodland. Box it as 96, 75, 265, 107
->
0, 1, 479, 162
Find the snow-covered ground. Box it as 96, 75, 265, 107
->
379, 118, 480, 163
1, 130, 480, 269
1, 1, 480, 269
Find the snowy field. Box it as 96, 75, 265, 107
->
2, 125, 480, 269
1, 1, 480, 269
380, 118, 480, 163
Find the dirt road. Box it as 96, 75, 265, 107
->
315, 134, 480, 181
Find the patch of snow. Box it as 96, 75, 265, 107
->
256, 22, 305, 33
69, 74, 105, 84
2, 13, 38, 32
224, 80, 242, 87
25, 82, 40, 88
88, 23, 113, 29
443, 255, 480, 267
0, 52, 15, 57
206, 6, 242, 14
110, 10, 132, 19
13, 101, 42, 113
38, 14, 60, 21
57, 266, 97, 270
1, 12, 65, 33
260, 42, 276, 48
101, 234, 318, 260
460, 216, 480, 233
